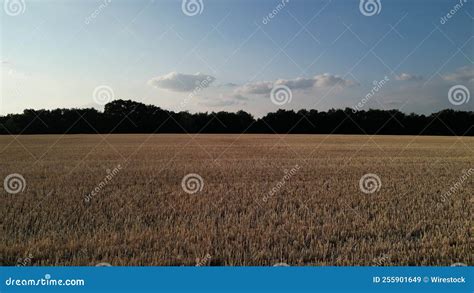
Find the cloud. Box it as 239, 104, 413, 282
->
395, 73, 423, 81
237, 74, 356, 95
233, 94, 248, 101
219, 82, 239, 88
148, 72, 215, 92
275, 77, 315, 89
198, 94, 248, 107
441, 66, 474, 83
237, 81, 273, 94
310, 74, 357, 88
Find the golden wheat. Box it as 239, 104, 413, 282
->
0, 134, 472, 266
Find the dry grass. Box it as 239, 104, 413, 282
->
0, 134, 472, 266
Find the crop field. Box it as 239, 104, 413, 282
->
0, 134, 472, 266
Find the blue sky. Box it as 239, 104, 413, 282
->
1, 0, 473, 116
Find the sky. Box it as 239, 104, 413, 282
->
1, 0, 473, 117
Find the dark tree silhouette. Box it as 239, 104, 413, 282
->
0, 99, 472, 136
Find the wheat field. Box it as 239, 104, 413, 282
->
1, 134, 472, 266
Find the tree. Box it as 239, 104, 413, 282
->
0, 100, 472, 136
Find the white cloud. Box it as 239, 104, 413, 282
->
148, 72, 215, 92
237, 81, 273, 94
311, 74, 356, 88
237, 74, 356, 95
198, 94, 248, 107
441, 66, 474, 83
275, 77, 315, 89
395, 73, 423, 81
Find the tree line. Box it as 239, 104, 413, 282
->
0, 99, 473, 135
